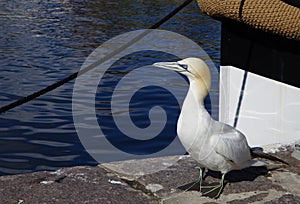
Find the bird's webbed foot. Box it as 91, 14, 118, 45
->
201, 173, 225, 199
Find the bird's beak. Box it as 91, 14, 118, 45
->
153, 61, 186, 73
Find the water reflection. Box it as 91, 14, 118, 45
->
0, 0, 220, 175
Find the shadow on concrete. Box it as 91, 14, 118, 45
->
177, 166, 270, 198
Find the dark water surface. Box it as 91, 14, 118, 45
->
0, 0, 220, 175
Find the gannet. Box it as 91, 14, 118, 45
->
153, 57, 287, 198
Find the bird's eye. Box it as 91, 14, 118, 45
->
179, 64, 188, 70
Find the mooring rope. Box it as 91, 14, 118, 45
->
0, 0, 193, 114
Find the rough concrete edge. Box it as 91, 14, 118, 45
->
267, 171, 300, 195
99, 155, 187, 177
99, 162, 162, 203
263, 140, 300, 153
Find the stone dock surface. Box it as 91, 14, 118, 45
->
1, 145, 300, 203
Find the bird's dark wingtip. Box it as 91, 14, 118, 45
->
250, 149, 289, 166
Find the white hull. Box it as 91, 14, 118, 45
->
219, 66, 300, 147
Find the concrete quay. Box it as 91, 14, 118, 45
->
1, 145, 300, 203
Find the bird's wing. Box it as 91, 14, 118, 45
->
211, 124, 251, 165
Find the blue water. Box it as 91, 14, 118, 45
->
0, 0, 220, 175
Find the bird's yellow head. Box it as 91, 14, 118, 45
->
153, 57, 211, 92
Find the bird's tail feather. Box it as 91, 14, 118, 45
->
250, 150, 289, 165
249, 160, 285, 173
249, 159, 269, 167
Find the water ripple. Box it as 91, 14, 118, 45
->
0, 0, 220, 175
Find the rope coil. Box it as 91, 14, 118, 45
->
197, 0, 300, 40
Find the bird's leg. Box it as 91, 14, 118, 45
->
215, 173, 225, 198
198, 168, 203, 193
202, 173, 226, 199
176, 167, 205, 191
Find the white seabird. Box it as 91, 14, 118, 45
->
153, 57, 287, 198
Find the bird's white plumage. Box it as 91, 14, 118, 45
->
154, 58, 263, 175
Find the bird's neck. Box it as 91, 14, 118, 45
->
177, 78, 211, 148
187, 79, 209, 106
179, 79, 210, 121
